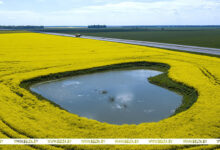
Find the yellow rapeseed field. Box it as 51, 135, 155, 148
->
0, 32, 220, 150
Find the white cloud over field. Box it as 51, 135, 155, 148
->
0, 0, 220, 25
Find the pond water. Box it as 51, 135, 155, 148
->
30, 69, 182, 125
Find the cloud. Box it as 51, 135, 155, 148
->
78, 0, 220, 15
62, 80, 80, 87
116, 93, 133, 103
58, 0, 219, 13
128, 70, 160, 79
1, 0, 220, 25
0, 10, 42, 25
49, 0, 220, 25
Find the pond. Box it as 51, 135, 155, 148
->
30, 69, 182, 125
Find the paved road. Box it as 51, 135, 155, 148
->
41, 32, 220, 56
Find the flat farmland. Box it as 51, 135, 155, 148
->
0, 32, 220, 150
43, 27, 220, 49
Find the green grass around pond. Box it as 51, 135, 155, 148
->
20, 62, 198, 118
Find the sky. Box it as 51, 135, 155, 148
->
0, 0, 220, 26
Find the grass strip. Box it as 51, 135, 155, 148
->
20, 61, 198, 117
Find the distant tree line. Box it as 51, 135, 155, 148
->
0, 26, 44, 30
88, 25, 107, 29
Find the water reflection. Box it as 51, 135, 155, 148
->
31, 69, 182, 125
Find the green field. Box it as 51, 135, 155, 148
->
43, 27, 220, 49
